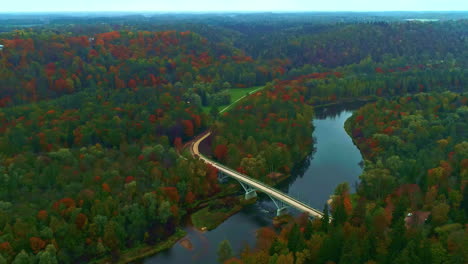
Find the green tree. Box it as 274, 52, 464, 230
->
430, 242, 448, 264
276, 253, 294, 264
304, 220, 313, 240
37, 245, 58, 264
321, 203, 329, 232
0, 254, 6, 264
210, 105, 219, 118
103, 221, 121, 258
431, 203, 450, 226
217, 239, 233, 263
287, 224, 305, 253
12, 250, 31, 264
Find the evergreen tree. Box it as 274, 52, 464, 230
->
318, 227, 344, 264
388, 213, 407, 262
217, 239, 233, 263
321, 203, 329, 232
38, 244, 58, 264
333, 200, 348, 226
287, 224, 305, 253
304, 220, 313, 240
269, 238, 283, 256
12, 250, 30, 264
210, 105, 219, 118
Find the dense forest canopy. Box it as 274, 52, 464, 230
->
0, 12, 466, 264
240, 92, 467, 264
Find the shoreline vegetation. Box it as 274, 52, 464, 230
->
311, 96, 376, 109
107, 93, 462, 263
191, 195, 257, 231
92, 229, 187, 264
183, 95, 382, 235
2, 14, 466, 264
103, 86, 269, 263
186, 97, 378, 233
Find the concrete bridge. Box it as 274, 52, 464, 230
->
191, 132, 324, 218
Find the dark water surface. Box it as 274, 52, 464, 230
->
145, 105, 364, 264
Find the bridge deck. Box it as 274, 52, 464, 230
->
192, 132, 324, 219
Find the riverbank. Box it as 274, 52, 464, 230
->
191, 195, 257, 230
92, 229, 187, 264
145, 104, 366, 263
311, 96, 376, 109
144, 95, 370, 263
186, 97, 373, 234
92, 185, 243, 263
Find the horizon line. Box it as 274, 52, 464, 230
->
1, 10, 468, 13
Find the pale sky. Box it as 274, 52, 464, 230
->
1, 0, 467, 12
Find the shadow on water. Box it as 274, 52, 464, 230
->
145, 102, 367, 264
314, 100, 371, 119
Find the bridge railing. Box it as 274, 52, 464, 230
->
196, 150, 324, 217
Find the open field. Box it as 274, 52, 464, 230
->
202, 86, 264, 113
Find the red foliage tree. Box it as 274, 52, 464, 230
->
214, 144, 228, 161
128, 79, 137, 89
356, 115, 364, 123
37, 210, 48, 221
256, 227, 277, 251
174, 137, 183, 151
102, 183, 111, 193
0, 242, 13, 256
52, 197, 76, 211
185, 191, 196, 204
182, 120, 194, 137
125, 176, 135, 183
75, 213, 88, 229
342, 193, 353, 215
161, 187, 180, 203
30, 237, 46, 253
45, 63, 56, 79
88, 49, 99, 57
149, 114, 157, 123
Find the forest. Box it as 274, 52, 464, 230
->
234, 92, 467, 264
0, 13, 466, 263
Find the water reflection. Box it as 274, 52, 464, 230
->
314, 100, 371, 119
145, 105, 365, 264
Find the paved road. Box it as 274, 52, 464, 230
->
191, 131, 324, 219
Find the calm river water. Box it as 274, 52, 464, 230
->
145, 103, 364, 264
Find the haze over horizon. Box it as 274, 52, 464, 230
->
2, 0, 468, 12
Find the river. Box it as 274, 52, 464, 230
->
145, 103, 364, 264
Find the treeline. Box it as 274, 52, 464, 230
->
0, 28, 283, 106
236, 92, 467, 264
278, 58, 467, 105
235, 21, 468, 69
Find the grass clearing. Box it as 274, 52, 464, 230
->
191, 203, 245, 231
201, 86, 264, 114
191, 195, 257, 231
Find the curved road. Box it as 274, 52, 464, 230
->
191, 131, 324, 219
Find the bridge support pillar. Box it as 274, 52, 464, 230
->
217, 171, 229, 183
276, 207, 288, 216
244, 189, 257, 200
239, 182, 257, 200
267, 195, 289, 216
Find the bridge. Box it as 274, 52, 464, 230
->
191, 132, 324, 218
